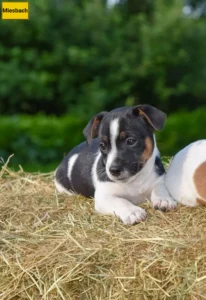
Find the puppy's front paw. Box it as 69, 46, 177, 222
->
152, 196, 177, 212
121, 207, 147, 225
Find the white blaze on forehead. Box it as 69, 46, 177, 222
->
106, 118, 119, 171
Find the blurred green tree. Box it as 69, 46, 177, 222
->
0, 0, 205, 117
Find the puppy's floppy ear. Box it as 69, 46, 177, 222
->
83, 112, 107, 144
133, 104, 166, 131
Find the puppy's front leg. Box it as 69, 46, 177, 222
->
151, 176, 177, 211
94, 191, 147, 225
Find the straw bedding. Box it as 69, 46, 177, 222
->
1, 158, 206, 300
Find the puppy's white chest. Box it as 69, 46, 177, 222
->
124, 178, 155, 203
122, 184, 148, 204
96, 179, 152, 205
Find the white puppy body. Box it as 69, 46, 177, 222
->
165, 140, 206, 206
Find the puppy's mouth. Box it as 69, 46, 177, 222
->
108, 173, 130, 182
107, 161, 145, 182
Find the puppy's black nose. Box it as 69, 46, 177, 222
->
109, 165, 122, 177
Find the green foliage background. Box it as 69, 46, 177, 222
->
0, 108, 205, 172
0, 0, 205, 171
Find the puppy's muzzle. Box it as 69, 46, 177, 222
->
109, 164, 122, 177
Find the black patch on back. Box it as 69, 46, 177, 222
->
71, 153, 95, 198
56, 140, 99, 198
155, 156, 165, 176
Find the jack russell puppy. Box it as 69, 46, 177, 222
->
55, 105, 177, 225
165, 140, 206, 207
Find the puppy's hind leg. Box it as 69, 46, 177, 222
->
94, 190, 147, 225
54, 178, 74, 196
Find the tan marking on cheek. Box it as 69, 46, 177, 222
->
193, 161, 206, 200
141, 137, 153, 162
196, 198, 206, 206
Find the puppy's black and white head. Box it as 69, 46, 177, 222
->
83, 105, 166, 182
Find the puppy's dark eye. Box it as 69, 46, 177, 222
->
126, 138, 137, 146
100, 142, 106, 151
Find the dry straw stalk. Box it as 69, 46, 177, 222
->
0, 157, 206, 299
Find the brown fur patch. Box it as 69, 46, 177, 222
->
101, 136, 108, 143
196, 198, 206, 206
193, 161, 206, 200
119, 131, 127, 140
138, 108, 155, 130
141, 137, 153, 162
90, 117, 99, 142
